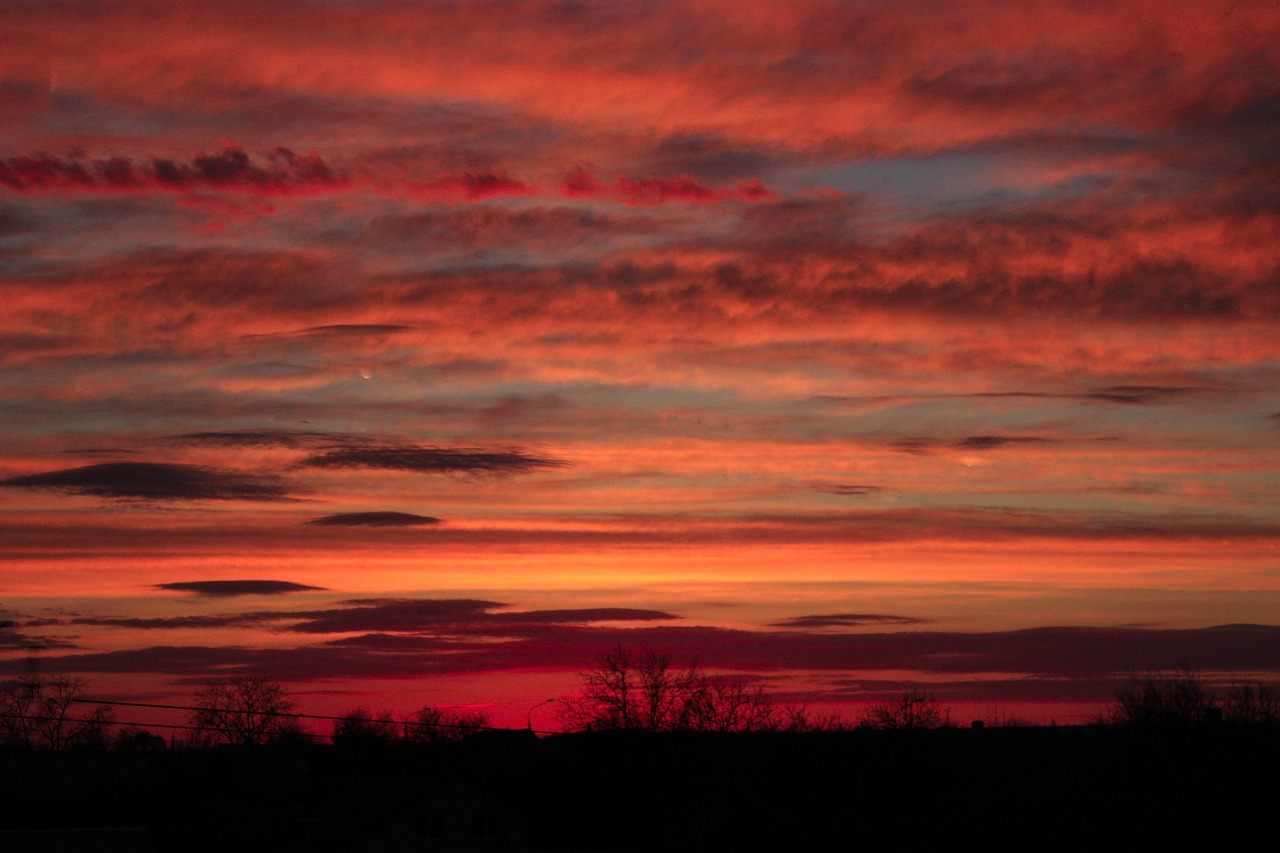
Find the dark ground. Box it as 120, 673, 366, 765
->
3, 725, 1277, 851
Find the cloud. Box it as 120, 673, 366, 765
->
55, 598, 678, 639
890, 438, 938, 455
486, 608, 677, 625
0, 618, 78, 650
640, 133, 778, 183
156, 580, 326, 596
168, 430, 348, 448
971, 386, 1219, 407
0, 462, 291, 501
0, 148, 348, 196
1083, 386, 1206, 405
893, 435, 1054, 454
561, 167, 774, 205
365, 205, 662, 255
286, 599, 505, 633
286, 599, 674, 634
300, 444, 567, 474
768, 614, 926, 629
14, 623, 1280, 691
2, 150, 781, 210
401, 171, 533, 202
242, 324, 414, 339
308, 512, 442, 527
818, 485, 886, 497
71, 614, 273, 630
954, 435, 1053, 451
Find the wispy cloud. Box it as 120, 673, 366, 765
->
1082, 386, 1210, 405
892, 435, 1055, 454
0, 462, 291, 501
11, 623, 1280, 699
58, 598, 677, 636
561, 167, 773, 205
156, 580, 326, 597
308, 512, 442, 527
241, 324, 414, 340
817, 485, 886, 497
768, 614, 925, 629
168, 430, 348, 448
0, 148, 347, 196
954, 435, 1053, 451
300, 445, 566, 474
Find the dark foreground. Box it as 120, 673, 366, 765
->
3, 726, 1278, 851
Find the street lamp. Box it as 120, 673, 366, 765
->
527, 697, 556, 731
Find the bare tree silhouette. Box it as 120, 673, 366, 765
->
1108, 668, 1218, 726
685, 677, 777, 733
860, 688, 949, 729
0, 675, 113, 750
560, 645, 701, 732
189, 676, 300, 745
1224, 679, 1279, 726
332, 707, 399, 745
771, 703, 844, 732
402, 705, 490, 744
559, 644, 839, 733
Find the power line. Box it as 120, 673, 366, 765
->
0, 709, 328, 739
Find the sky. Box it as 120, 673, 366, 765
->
1, 0, 1278, 730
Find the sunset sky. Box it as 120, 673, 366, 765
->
2, 0, 1278, 730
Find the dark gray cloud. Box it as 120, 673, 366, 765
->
368, 205, 658, 252
0, 206, 35, 236
56, 448, 134, 456
893, 434, 1053, 454
0, 619, 78, 650
972, 386, 1220, 407
298, 324, 412, 335
642, 132, 777, 182
286, 599, 673, 634
64, 599, 500, 633
768, 613, 925, 629
242, 324, 413, 339
13, 624, 1280, 694
157, 580, 326, 596
1083, 385, 1205, 405
72, 613, 271, 630
168, 430, 347, 447
300, 444, 567, 474
905, 57, 1074, 111
60, 598, 676, 637
0, 148, 347, 194
890, 437, 937, 455
308, 512, 443, 527
818, 485, 885, 496
487, 608, 677, 625
0, 462, 291, 501
954, 435, 1053, 451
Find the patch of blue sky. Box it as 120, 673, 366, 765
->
774, 149, 1120, 218
47, 90, 184, 141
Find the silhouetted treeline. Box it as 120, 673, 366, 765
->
6, 666, 1280, 758
2, 725, 1278, 851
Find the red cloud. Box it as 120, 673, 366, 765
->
0, 148, 350, 196
560, 167, 775, 205
400, 171, 534, 202
1, 152, 775, 208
